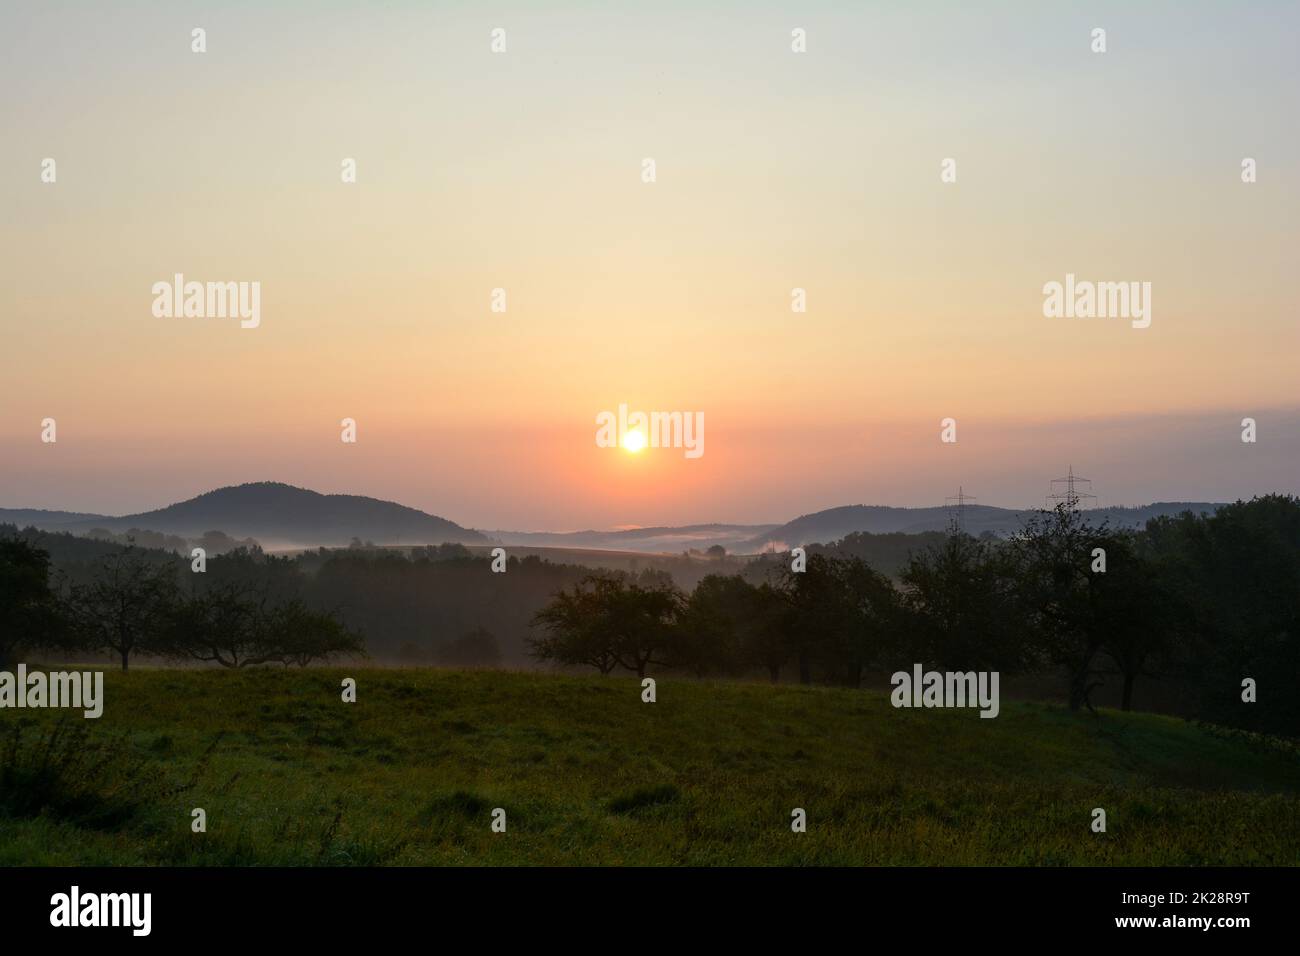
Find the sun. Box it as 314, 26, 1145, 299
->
622, 430, 648, 453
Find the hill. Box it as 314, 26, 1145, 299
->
745, 501, 1225, 550
0, 483, 487, 549
3, 669, 1296, 865
0, 508, 112, 528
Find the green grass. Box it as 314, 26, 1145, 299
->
2, 668, 1298, 865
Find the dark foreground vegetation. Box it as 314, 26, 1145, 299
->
0, 537, 363, 672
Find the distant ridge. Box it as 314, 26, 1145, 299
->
0, 508, 111, 528
2, 486, 1227, 555
742, 501, 1225, 551
1, 482, 486, 548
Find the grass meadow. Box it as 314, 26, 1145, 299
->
3, 668, 1298, 866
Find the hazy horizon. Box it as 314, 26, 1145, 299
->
4, 401, 1296, 533
3, 1, 1298, 529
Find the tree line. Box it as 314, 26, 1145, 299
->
529, 496, 1300, 738
0, 541, 364, 671
5, 496, 1297, 737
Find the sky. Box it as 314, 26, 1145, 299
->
1, 1, 1298, 530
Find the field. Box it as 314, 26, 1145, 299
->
2, 668, 1298, 866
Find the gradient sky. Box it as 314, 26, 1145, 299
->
2, 1, 1298, 530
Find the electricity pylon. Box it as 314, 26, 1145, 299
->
945, 486, 977, 533
1046, 465, 1097, 510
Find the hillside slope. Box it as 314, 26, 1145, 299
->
36, 482, 486, 548
3, 669, 1296, 865
747, 501, 1225, 549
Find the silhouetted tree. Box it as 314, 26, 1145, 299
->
743, 582, 792, 682
1144, 496, 1300, 733
530, 574, 683, 678
272, 599, 366, 667
1093, 532, 1179, 711
166, 582, 363, 668
165, 580, 269, 668
66, 545, 180, 671
900, 532, 1033, 673
529, 579, 620, 675
1010, 505, 1118, 712
679, 575, 754, 676
832, 556, 900, 687
779, 554, 842, 684
779, 554, 895, 686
